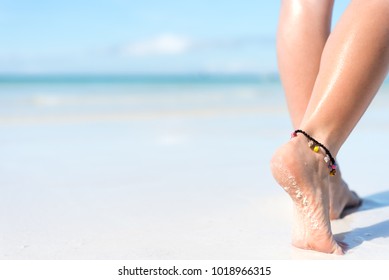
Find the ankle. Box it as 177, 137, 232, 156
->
297, 124, 342, 155
291, 129, 338, 176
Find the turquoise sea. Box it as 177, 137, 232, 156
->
0, 74, 285, 125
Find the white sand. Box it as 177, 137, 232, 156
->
1, 83, 389, 259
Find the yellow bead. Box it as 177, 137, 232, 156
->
313, 146, 320, 153
330, 169, 336, 176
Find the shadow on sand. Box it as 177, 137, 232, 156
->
336, 191, 389, 250
341, 190, 389, 217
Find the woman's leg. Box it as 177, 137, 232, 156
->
272, 0, 389, 254
277, 0, 334, 128
277, 0, 360, 220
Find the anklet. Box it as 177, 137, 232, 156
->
291, 129, 337, 176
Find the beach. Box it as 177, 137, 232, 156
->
1, 76, 389, 260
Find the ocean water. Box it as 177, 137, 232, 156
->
0, 75, 285, 125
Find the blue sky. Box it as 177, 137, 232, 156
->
0, 0, 349, 75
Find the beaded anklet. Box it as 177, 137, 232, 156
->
291, 129, 337, 176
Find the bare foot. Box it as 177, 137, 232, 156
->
329, 172, 361, 220
270, 135, 345, 254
